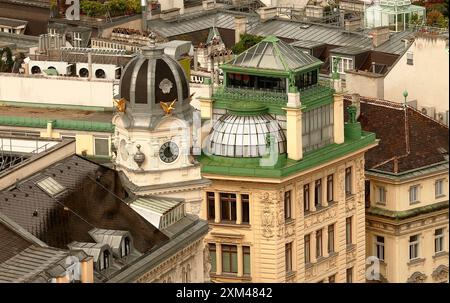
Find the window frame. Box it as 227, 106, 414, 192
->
346, 217, 353, 245
241, 194, 250, 224
409, 185, 420, 204
314, 179, 322, 207
345, 167, 353, 196
93, 137, 110, 157
435, 228, 444, 253
375, 235, 385, 261
304, 184, 310, 212
435, 179, 445, 198
327, 174, 334, 202
285, 242, 293, 273
304, 234, 311, 263
316, 229, 323, 258
284, 190, 292, 220
220, 193, 237, 223
376, 186, 386, 205
222, 244, 238, 274
207, 192, 215, 221
409, 235, 420, 260
328, 224, 335, 253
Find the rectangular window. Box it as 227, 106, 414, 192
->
209, 243, 216, 273
94, 137, 109, 157
284, 191, 292, 220
328, 224, 335, 253
376, 186, 386, 204
241, 194, 250, 224
220, 193, 237, 222
222, 245, 238, 273
243, 246, 251, 275
314, 179, 322, 207
409, 185, 419, 204
345, 167, 352, 196
409, 235, 419, 260
329, 275, 336, 283
375, 236, 385, 261
406, 52, 413, 65
435, 179, 444, 197
332, 56, 354, 74
346, 268, 353, 283
435, 228, 444, 253
327, 174, 334, 202
316, 229, 323, 258
304, 184, 310, 212
304, 234, 311, 263
285, 242, 293, 273
207, 192, 215, 220
346, 217, 353, 245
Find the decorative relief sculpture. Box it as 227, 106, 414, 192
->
407, 271, 427, 283
260, 192, 276, 238
159, 78, 173, 94
203, 244, 212, 282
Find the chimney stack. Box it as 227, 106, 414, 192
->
371, 26, 390, 48
235, 16, 247, 44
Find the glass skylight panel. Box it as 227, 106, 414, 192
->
37, 176, 65, 196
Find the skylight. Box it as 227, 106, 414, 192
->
36, 177, 65, 197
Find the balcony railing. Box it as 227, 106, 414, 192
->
213, 86, 288, 104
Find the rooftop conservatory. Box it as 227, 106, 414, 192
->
365, 0, 426, 32
219, 36, 323, 95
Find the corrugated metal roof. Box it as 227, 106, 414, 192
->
289, 39, 326, 49
228, 35, 321, 72
131, 197, 182, 215
330, 46, 369, 55
0, 246, 68, 283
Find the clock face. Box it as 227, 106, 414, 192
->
159, 141, 179, 163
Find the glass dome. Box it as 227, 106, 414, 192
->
207, 110, 287, 158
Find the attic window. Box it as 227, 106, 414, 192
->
36, 176, 65, 197
406, 52, 413, 65
121, 237, 131, 258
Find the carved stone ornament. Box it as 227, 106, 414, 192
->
133, 144, 145, 167
159, 78, 173, 94
407, 271, 427, 283
432, 265, 449, 282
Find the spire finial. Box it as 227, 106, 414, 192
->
148, 32, 156, 48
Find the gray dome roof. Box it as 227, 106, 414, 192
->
117, 41, 192, 130
207, 112, 286, 158
120, 44, 189, 109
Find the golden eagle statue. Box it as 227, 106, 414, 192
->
160, 99, 177, 115
113, 97, 127, 113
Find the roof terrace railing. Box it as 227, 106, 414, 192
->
213, 86, 288, 103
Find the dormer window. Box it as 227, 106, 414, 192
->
100, 250, 110, 271
121, 237, 131, 258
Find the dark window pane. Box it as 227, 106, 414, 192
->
242, 194, 250, 224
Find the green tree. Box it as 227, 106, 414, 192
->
232, 34, 264, 55
0, 47, 14, 73
80, 0, 106, 17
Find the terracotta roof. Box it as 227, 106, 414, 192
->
344, 96, 449, 174
0, 155, 168, 253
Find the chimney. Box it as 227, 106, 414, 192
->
351, 93, 361, 120
371, 26, 390, 48
393, 157, 399, 173
235, 16, 247, 44
257, 6, 278, 22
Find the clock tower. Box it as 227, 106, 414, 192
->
112, 33, 209, 216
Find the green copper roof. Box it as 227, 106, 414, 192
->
0, 115, 114, 132
200, 130, 377, 179
228, 101, 268, 116
206, 26, 221, 44
222, 35, 322, 74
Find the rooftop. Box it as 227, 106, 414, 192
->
223, 35, 321, 73
0, 105, 114, 132
0, 154, 168, 253
0, 17, 28, 28
344, 96, 449, 174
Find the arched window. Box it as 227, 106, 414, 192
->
79, 68, 89, 78
31, 66, 41, 74
121, 237, 131, 257
47, 66, 56, 70
95, 69, 106, 78
101, 250, 110, 270
115, 68, 122, 80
